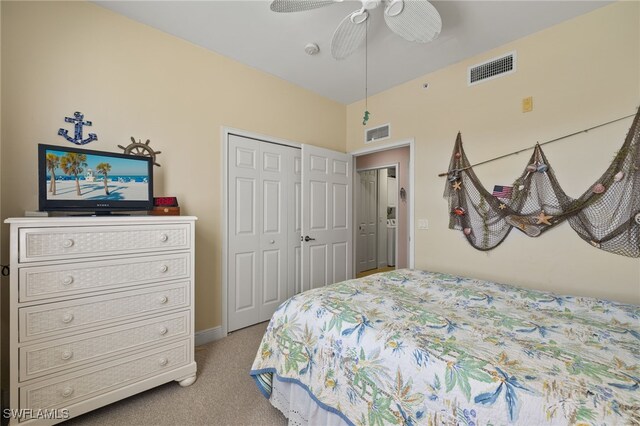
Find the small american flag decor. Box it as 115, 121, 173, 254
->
492, 185, 513, 199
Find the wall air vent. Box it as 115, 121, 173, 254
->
468, 51, 516, 86
365, 123, 391, 144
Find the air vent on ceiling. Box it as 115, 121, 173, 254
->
468, 51, 516, 86
365, 123, 391, 144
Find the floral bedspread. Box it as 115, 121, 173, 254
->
250, 270, 640, 425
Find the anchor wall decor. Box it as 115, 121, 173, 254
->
58, 111, 98, 145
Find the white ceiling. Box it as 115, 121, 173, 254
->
94, 1, 611, 104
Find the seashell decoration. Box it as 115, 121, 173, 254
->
455, 152, 462, 159
536, 163, 548, 173
592, 183, 606, 194
447, 173, 459, 182
463, 228, 472, 235
453, 207, 466, 216
613, 171, 624, 182
526, 164, 537, 172
635, 212, 640, 225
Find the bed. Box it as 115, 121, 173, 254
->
250, 269, 640, 425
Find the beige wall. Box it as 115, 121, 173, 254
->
347, 2, 640, 303
356, 146, 410, 268
0, 1, 346, 334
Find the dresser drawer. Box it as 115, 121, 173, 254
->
19, 224, 190, 263
19, 253, 191, 302
19, 281, 190, 342
20, 311, 190, 381
20, 339, 191, 412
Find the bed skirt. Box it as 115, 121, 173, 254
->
255, 372, 350, 426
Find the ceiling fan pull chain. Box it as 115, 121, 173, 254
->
363, 19, 370, 126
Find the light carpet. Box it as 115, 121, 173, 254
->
66, 322, 286, 426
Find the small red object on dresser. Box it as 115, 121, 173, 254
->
150, 197, 180, 215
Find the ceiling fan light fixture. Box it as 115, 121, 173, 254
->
385, 0, 404, 17
350, 10, 369, 25
272, 0, 442, 60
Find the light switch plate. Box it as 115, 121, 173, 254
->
417, 219, 428, 230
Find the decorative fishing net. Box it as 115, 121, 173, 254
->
444, 109, 640, 257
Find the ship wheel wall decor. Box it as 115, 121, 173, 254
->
118, 137, 162, 167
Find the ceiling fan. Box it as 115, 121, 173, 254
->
270, 0, 442, 60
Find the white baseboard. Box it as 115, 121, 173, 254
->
195, 326, 225, 346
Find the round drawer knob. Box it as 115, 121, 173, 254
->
62, 276, 74, 286
61, 350, 73, 360
159, 233, 169, 242
158, 357, 168, 367
159, 265, 169, 273
62, 387, 74, 398
63, 239, 74, 248
158, 295, 168, 304
62, 313, 74, 323
270, 240, 275, 244
159, 326, 168, 335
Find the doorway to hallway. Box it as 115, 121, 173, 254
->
352, 143, 413, 277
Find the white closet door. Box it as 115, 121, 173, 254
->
289, 153, 302, 295
260, 142, 292, 320
301, 145, 352, 291
228, 135, 296, 331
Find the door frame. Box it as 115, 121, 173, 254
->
221, 126, 301, 337
350, 138, 415, 276
355, 163, 400, 271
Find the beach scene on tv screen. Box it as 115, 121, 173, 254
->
45, 149, 149, 201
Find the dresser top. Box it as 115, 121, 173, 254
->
5, 216, 197, 226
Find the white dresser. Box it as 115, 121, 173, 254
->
4, 216, 197, 424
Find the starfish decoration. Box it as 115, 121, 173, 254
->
499, 203, 507, 210
535, 210, 553, 226
452, 181, 462, 191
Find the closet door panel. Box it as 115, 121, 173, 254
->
259, 143, 292, 322
228, 136, 262, 331
229, 134, 300, 331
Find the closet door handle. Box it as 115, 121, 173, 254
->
304, 236, 315, 242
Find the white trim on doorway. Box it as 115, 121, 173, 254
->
221, 127, 302, 338
349, 139, 415, 274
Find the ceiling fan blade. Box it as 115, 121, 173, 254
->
331, 10, 368, 60
270, 0, 336, 13
384, 0, 442, 43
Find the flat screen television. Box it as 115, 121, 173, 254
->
38, 144, 153, 214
